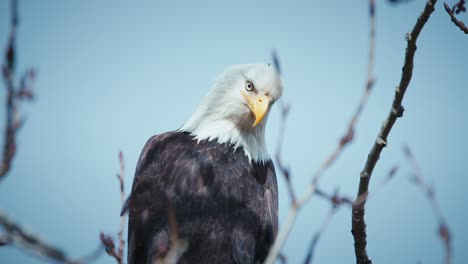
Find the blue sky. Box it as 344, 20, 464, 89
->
0, 0, 467, 263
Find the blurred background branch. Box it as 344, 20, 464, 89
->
0, 209, 102, 264
0, 0, 34, 181
444, 0, 468, 33
403, 145, 452, 264
100, 152, 126, 264
0, 1, 102, 263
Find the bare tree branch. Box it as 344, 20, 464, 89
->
100, 233, 120, 263
101, 151, 127, 264
444, 1, 468, 33
117, 152, 126, 262
403, 145, 452, 264
0, 2, 104, 263
0, 209, 102, 263
351, 1, 438, 263
0, 0, 35, 181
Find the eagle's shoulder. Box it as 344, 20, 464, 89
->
135, 131, 193, 176
121, 131, 194, 215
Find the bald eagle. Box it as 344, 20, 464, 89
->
123, 64, 283, 264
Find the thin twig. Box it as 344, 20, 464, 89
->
265, 1, 378, 260
101, 152, 126, 264
351, 1, 438, 263
117, 152, 126, 262
444, 1, 468, 33
100, 233, 120, 263
403, 145, 452, 264
315, 165, 398, 210
315, 189, 353, 208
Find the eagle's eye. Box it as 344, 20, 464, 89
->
245, 80, 255, 92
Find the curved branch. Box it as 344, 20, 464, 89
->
351, 1, 438, 263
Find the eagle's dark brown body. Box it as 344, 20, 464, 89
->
123, 131, 278, 264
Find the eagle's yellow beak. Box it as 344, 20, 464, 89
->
241, 92, 270, 127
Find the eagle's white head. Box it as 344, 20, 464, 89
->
179, 63, 283, 163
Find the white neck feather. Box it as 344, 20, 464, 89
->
179, 103, 270, 163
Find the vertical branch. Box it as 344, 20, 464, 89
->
2, 0, 16, 172
117, 152, 126, 262
275, 103, 296, 204
0, 0, 35, 181
0, 2, 103, 262
101, 152, 126, 264
272, 50, 296, 204
351, 1, 437, 263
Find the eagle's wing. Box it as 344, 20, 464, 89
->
123, 132, 183, 264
